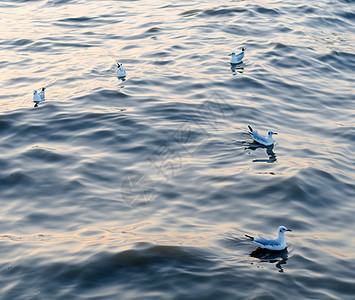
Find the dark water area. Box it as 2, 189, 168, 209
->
0, 0, 354, 299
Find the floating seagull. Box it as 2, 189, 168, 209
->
229, 48, 245, 64
248, 125, 277, 146
33, 87, 45, 107
245, 226, 292, 251
116, 63, 126, 78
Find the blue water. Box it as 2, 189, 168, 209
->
0, 0, 354, 299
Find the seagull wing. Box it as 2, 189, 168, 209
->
39, 91, 45, 101
254, 236, 279, 247
235, 51, 244, 62
251, 131, 268, 144
117, 67, 126, 77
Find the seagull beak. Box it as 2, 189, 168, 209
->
286, 229, 292, 232
273, 132, 278, 135
228, 54, 231, 56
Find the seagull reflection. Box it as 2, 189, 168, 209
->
245, 143, 277, 163
230, 63, 244, 74
250, 247, 289, 272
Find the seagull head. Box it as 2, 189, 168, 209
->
268, 130, 277, 136
33, 90, 38, 95
279, 226, 292, 233
117, 63, 121, 68
228, 52, 236, 56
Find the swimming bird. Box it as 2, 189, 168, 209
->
229, 48, 245, 64
248, 125, 277, 146
116, 63, 126, 78
245, 226, 292, 251
33, 87, 45, 107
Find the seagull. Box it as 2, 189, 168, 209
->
116, 63, 126, 78
229, 48, 245, 64
33, 87, 45, 107
245, 226, 292, 251
248, 125, 277, 146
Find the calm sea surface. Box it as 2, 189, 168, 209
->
0, 0, 354, 299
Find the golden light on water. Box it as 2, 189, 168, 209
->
0, 0, 355, 298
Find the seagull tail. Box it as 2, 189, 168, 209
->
245, 234, 254, 241
248, 125, 253, 133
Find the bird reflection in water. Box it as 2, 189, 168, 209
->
250, 247, 289, 272
245, 143, 277, 163
230, 63, 244, 75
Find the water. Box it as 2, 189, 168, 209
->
0, 0, 354, 299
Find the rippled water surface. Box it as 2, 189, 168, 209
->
0, 0, 354, 299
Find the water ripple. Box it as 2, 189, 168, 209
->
0, 0, 354, 299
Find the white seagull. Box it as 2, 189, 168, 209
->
248, 125, 277, 146
33, 87, 45, 107
116, 63, 126, 78
229, 48, 245, 64
245, 226, 292, 251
